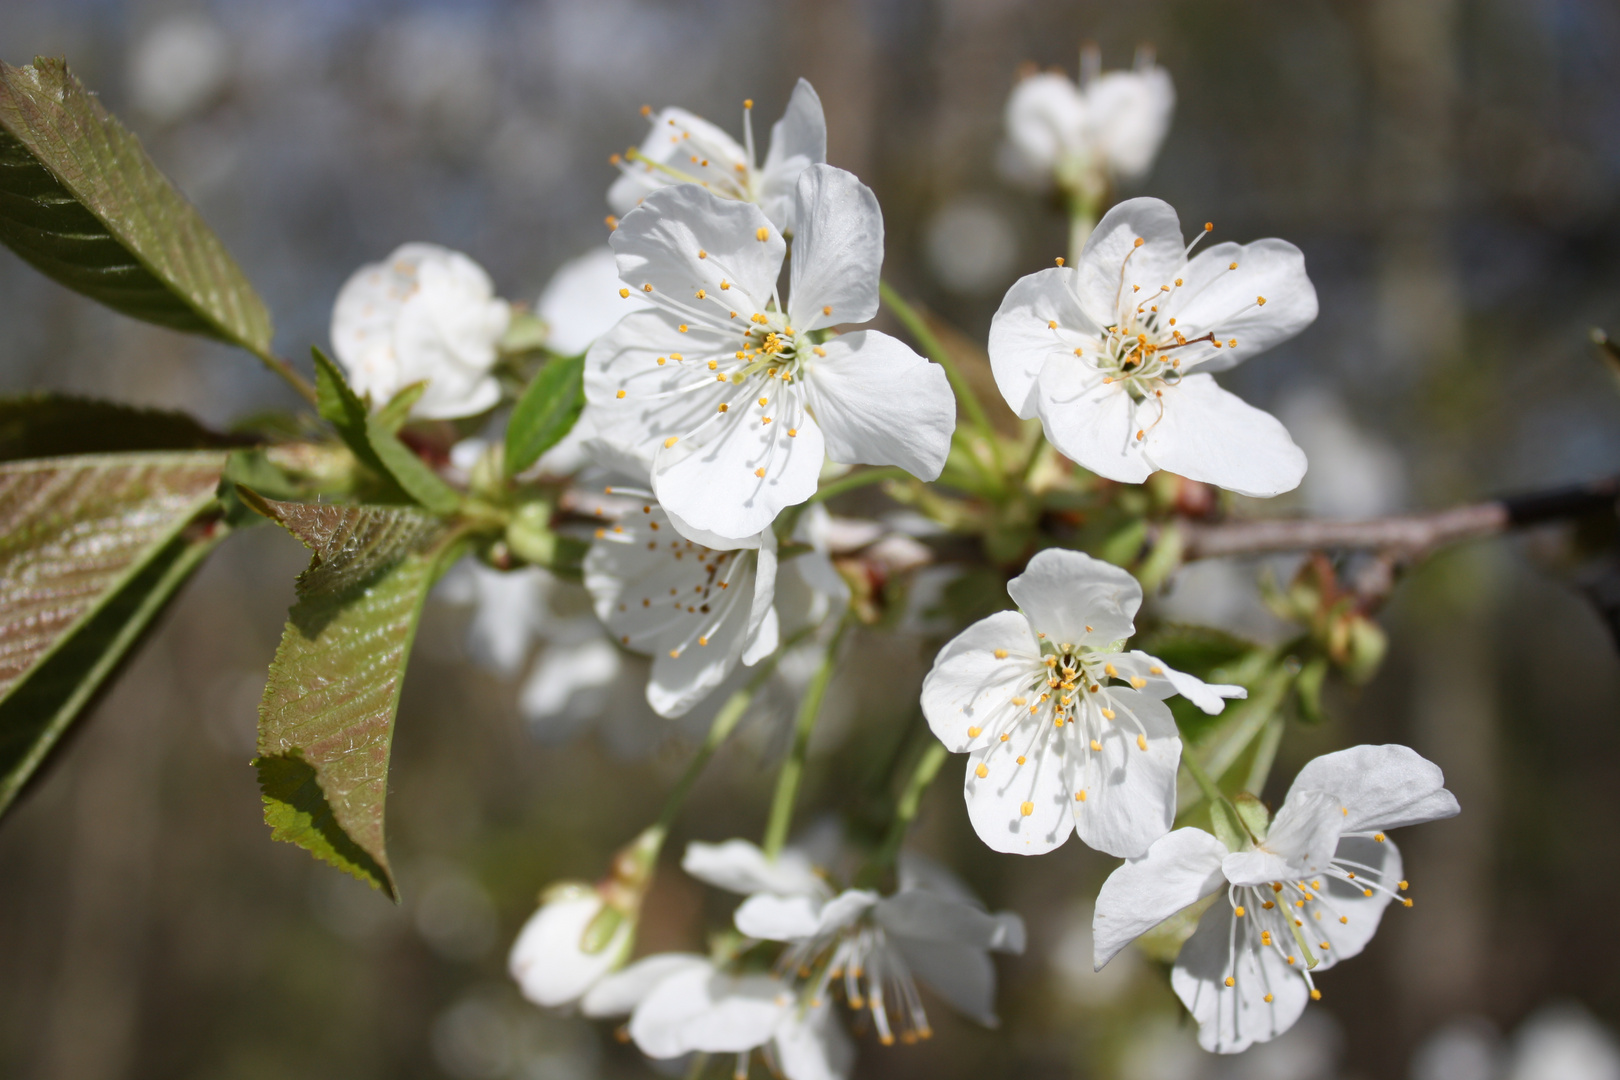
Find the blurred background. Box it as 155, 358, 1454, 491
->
3, 0, 1620, 1077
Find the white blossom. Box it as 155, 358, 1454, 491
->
921, 548, 1244, 858
508, 883, 633, 1009
583, 491, 779, 718
731, 849, 1026, 1044
584, 164, 955, 541
330, 242, 510, 419
609, 80, 826, 233
1002, 59, 1175, 191
988, 197, 1317, 496
583, 953, 853, 1080
1092, 744, 1460, 1053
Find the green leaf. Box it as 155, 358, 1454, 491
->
0, 393, 242, 463
0, 57, 272, 355
253, 500, 463, 896
505, 353, 585, 477
373, 381, 427, 435
0, 451, 226, 816
311, 349, 460, 515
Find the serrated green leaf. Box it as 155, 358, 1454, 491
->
311, 349, 459, 514
0, 57, 272, 355
0, 393, 241, 463
0, 451, 226, 816
505, 353, 585, 477
254, 500, 463, 895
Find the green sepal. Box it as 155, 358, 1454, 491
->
373, 381, 428, 435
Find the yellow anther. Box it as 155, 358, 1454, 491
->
718, 403, 728, 412
642, 283, 653, 292
618, 287, 630, 298
1403, 898, 1414, 908
1090, 740, 1102, 752
615, 389, 626, 399
1374, 832, 1386, 843
656, 357, 666, 366
1364, 889, 1374, 897
1234, 906, 1246, 917
664, 437, 678, 448
787, 428, 797, 437
1264, 993, 1274, 1003
1340, 916, 1348, 924
697, 249, 707, 259
967, 726, 981, 738
1229, 261, 1238, 270
1225, 977, 1234, 987
1048, 320, 1057, 329
1104, 663, 1118, 677
754, 467, 765, 477
698, 636, 709, 646
1077, 790, 1086, 802
994, 649, 1008, 659
758, 397, 768, 406
668, 649, 679, 658
1272, 883, 1283, 892
756, 226, 769, 241
744, 98, 754, 108
1261, 931, 1272, 945
708, 360, 718, 370
1019, 801, 1034, 817
1262, 901, 1275, 910
1130, 676, 1146, 688
1398, 880, 1409, 890
1055, 256, 1065, 266
1000, 733, 1010, 741
1137, 733, 1147, 751
1011, 697, 1026, 706
717, 374, 727, 382
822, 305, 832, 315
720, 280, 730, 290
1133, 237, 1144, 248
1016, 755, 1026, 765
975, 763, 988, 779
1256, 296, 1267, 305
679, 324, 689, 332
1073, 348, 1083, 356
1101, 708, 1115, 720
1310, 989, 1322, 1001
695, 289, 706, 299
1228, 338, 1237, 347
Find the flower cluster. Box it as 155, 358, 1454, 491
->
318, 67, 1462, 1071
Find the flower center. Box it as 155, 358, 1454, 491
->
781, 922, 933, 1047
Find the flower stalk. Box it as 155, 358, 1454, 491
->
761, 616, 851, 858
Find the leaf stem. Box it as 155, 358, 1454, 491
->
871, 741, 948, 869
878, 280, 1005, 478
761, 617, 850, 858
252, 347, 320, 408
655, 634, 804, 835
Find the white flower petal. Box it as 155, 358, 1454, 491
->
629, 965, 789, 1058
788, 165, 882, 331
921, 610, 1042, 754
890, 936, 1000, 1027
772, 1001, 854, 1080
963, 739, 1074, 856
583, 504, 768, 718
1071, 687, 1181, 858
682, 838, 824, 897
508, 888, 630, 1008
1310, 835, 1401, 969
1006, 549, 1140, 648
1171, 901, 1310, 1054
1086, 67, 1175, 181
652, 393, 826, 543
1033, 355, 1155, 484
987, 267, 1101, 420
520, 637, 621, 722
332, 242, 509, 420
1093, 827, 1228, 970
735, 893, 825, 941
1003, 73, 1087, 176
1172, 239, 1318, 375
1074, 197, 1186, 329
1223, 790, 1343, 885
582, 307, 738, 476
1114, 650, 1246, 715
758, 79, 829, 233
539, 246, 653, 356
582, 953, 711, 1018
874, 890, 1021, 953
1142, 373, 1308, 498
813, 890, 882, 935
612, 183, 784, 324
803, 330, 954, 480
608, 107, 749, 217
1283, 744, 1460, 834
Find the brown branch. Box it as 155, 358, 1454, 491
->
1179, 474, 1620, 562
